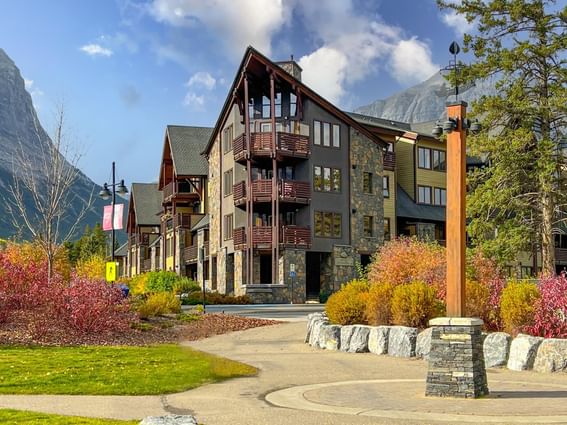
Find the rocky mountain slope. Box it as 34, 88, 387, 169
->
0, 48, 106, 239
355, 72, 495, 123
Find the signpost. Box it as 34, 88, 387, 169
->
289, 263, 296, 304
105, 261, 118, 283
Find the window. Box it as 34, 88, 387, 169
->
262, 95, 270, 118
260, 122, 271, 132
363, 216, 374, 237
323, 122, 330, 146
418, 147, 431, 169
290, 93, 297, 116
314, 212, 341, 238
418, 185, 432, 204
314, 166, 341, 192
275, 92, 282, 118
223, 169, 233, 196
248, 97, 255, 119
333, 124, 340, 147
313, 120, 321, 145
384, 218, 391, 241
383, 175, 390, 198
432, 150, 447, 171
433, 187, 446, 206
224, 214, 233, 240
222, 125, 233, 153
363, 172, 373, 194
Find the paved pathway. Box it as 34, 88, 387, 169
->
183, 303, 325, 321
1, 322, 567, 424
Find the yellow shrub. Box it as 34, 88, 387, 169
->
391, 281, 441, 328
75, 254, 106, 280
129, 273, 149, 296
500, 281, 540, 335
465, 280, 491, 321
137, 292, 181, 318
325, 279, 369, 325
365, 282, 394, 325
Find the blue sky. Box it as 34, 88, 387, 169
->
0, 0, 471, 185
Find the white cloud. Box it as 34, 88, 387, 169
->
390, 37, 439, 85
183, 91, 205, 109
149, 0, 291, 56
442, 10, 475, 35
23, 78, 44, 109
79, 43, 113, 57
298, 47, 348, 104
187, 71, 216, 90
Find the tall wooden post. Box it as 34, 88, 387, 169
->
445, 101, 467, 317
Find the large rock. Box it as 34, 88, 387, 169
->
388, 326, 417, 358
368, 326, 390, 355
347, 325, 371, 353
483, 332, 512, 368
507, 334, 543, 371
318, 324, 341, 350
416, 328, 433, 360
305, 313, 325, 343
140, 415, 197, 425
308, 318, 329, 348
340, 325, 355, 352
533, 338, 567, 373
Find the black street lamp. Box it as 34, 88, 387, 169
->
99, 161, 128, 261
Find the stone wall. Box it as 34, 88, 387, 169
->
217, 248, 227, 294
332, 245, 358, 290
208, 138, 220, 255
234, 250, 246, 295
176, 228, 186, 276
196, 229, 206, 287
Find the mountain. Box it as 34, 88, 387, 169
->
355, 72, 495, 123
0, 48, 108, 240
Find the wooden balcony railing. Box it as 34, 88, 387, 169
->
129, 233, 150, 245
232, 226, 311, 249
175, 213, 192, 228
278, 132, 310, 157
384, 151, 396, 171
184, 244, 198, 263
233, 181, 246, 205
280, 180, 310, 202
233, 227, 246, 246
234, 179, 310, 206
281, 225, 311, 248
233, 132, 310, 162
163, 180, 200, 202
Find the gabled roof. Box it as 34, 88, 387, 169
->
130, 183, 162, 226
114, 242, 128, 257
203, 46, 387, 155
191, 214, 209, 232
348, 112, 440, 140
396, 185, 445, 222
166, 125, 213, 176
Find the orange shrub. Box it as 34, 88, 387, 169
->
325, 279, 369, 325
465, 280, 491, 321
500, 281, 540, 335
391, 281, 442, 328
2, 242, 70, 280
75, 254, 106, 280
365, 282, 394, 325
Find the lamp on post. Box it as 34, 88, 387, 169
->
99, 162, 128, 261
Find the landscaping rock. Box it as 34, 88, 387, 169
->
416, 327, 433, 360
140, 415, 197, 425
340, 325, 355, 352
483, 332, 512, 368
347, 325, 371, 353
318, 324, 341, 350
388, 326, 417, 358
305, 313, 325, 343
533, 338, 567, 373
368, 326, 390, 355
507, 334, 543, 371
309, 318, 329, 348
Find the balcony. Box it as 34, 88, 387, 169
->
233, 225, 311, 249
233, 132, 310, 162
384, 151, 396, 171
233, 179, 310, 207
163, 180, 201, 203
280, 180, 310, 204
129, 233, 150, 246
184, 244, 198, 264
174, 213, 204, 229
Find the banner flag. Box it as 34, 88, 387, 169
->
102, 204, 124, 231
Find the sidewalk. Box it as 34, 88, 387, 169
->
1, 322, 567, 424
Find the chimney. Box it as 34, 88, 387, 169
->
276, 54, 302, 81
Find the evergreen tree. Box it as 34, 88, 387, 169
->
438, 0, 567, 273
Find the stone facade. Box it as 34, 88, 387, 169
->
196, 229, 206, 288
175, 228, 186, 276
208, 138, 220, 255
234, 250, 246, 295
426, 318, 488, 399
217, 248, 227, 294
331, 245, 358, 291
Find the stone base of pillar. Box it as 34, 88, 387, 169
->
425, 317, 489, 399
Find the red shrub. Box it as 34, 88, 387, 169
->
525, 275, 567, 338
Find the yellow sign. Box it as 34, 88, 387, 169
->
106, 262, 118, 282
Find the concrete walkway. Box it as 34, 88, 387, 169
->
1, 322, 567, 424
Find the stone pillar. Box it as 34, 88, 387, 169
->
426, 317, 489, 398
196, 229, 205, 286
217, 248, 227, 294
234, 250, 247, 296
176, 229, 186, 276
332, 245, 358, 290
279, 249, 306, 303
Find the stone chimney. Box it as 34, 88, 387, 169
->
276, 55, 302, 81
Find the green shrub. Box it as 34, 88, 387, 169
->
391, 281, 441, 328
184, 292, 251, 305
129, 273, 149, 296
500, 281, 540, 335
173, 277, 200, 295
137, 292, 181, 318
145, 271, 179, 293
325, 279, 369, 325
365, 282, 394, 326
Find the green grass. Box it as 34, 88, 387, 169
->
0, 409, 138, 425
0, 344, 256, 395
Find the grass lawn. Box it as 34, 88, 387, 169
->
0, 344, 256, 395
0, 409, 138, 424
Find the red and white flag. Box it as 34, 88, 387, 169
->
103, 204, 124, 231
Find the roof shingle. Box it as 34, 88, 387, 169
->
131, 183, 162, 226
167, 125, 213, 176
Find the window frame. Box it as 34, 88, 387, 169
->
418, 147, 432, 169
363, 172, 373, 194
383, 175, 390, 198
433, 187, 447, 206
363, 215, 374, 238
314, 166, 341, 193
417, 185, 432, 205
223, 214, 234, 241
223, 169, 233, 197
384, 217, 391, 241
312, 119, 340, 149
314, 211, 342, 238
222, 124, 233, 154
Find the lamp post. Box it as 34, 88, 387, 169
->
99, 161, 128, 261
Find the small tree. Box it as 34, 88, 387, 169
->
7, 105, 95, 279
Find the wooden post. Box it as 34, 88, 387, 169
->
445, 101, 467, 317
243, 73, 253, 285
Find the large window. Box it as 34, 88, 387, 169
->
314, 166, 341, 192
383, 175, 390, 198
433, 187, 447, 206
323, 122, 330, 147
314, 211, 341, 238
262, 95, 270, 118
313, 120, 321, 145
275, 92, 282, 118
384, 218, 391, 241
363, 172, 373, 194
224, 214, 233, 240
313, 120, 340, 147
418, 147, 431, 169
290, 93, 297, 116
223, 169, 233, 196
248, 97, 256, 119
333, 124, 340, 147
418, 147, 446, 172
222, 125, 233, 154
418, 185, 432, 204
363, 216, 374, 237
432, 150, 447, 171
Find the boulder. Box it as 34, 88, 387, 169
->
347, 325, 371, 353
483, 332, 512, 368
507, 334, 543, 371
388, 326, 417, 358
305, 312, 325, 343
533, 338, 567, 373
416, 328, 433, 360
340, 325, 355, 352
309, 318, 329, 348
140, 415, 197, 425
368, 326, 390, 355
318, 324, 341, 350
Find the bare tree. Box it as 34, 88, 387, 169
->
7, 104, 95, 279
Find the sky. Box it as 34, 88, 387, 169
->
0, 0, 473, 186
